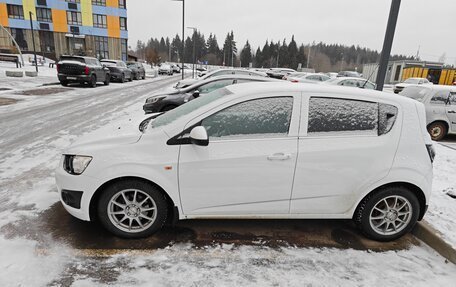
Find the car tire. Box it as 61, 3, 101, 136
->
161, 105, 178, 112
427, 122, 447, 141
120, 74, 125, 83
354, 186, 420, 242
60, 81, 68, 87
97, 180, 168, 239
89, 75, 97, 88
104, 75, 110, 86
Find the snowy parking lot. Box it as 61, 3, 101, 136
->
0, 73, 455, 286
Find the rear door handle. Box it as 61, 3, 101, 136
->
267, 153, 291, 161
448, 110, 456, 114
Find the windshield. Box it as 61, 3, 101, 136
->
101, 61, 117, 67
399, 86, 429, 102
150, 88, 232, 130
404, 78, 421, 84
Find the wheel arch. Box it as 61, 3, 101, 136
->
89, 176, 179, 224
427, 120, 449, 132
353, 181, 427, 221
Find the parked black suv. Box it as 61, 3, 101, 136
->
57, 55, 110, 87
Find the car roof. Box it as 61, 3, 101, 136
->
181, 74, 278, 91
226, 82, 409, 104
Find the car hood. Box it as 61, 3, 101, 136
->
64, 132, 142, 155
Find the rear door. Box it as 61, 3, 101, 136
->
290, 94, 400, 215
447, 92, 456, 132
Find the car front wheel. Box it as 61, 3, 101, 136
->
97, 180, 168, 238
354, 186, 420, 242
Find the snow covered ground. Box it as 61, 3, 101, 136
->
0, 75, 455, 286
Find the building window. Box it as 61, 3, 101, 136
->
67, 11, 82, 25
92, 0, 106, 6
94, 36, 109, 59
121, 39, 127, 61
119, 0, 126, 9
120, 17, 127, 30
93, 14, 107, 28
7, 4, 24, 19
10, 28, 28, 51
36, 8, 52, 22
66, 0, 80, 3
39, 31, 55, 53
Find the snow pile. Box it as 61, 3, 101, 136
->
426, 144, 456, 248
68, 243, 455, 286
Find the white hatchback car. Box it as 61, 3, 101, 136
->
56, 83, 434, 241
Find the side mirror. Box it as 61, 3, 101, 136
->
193, 90, 200, 98
189, 126, 209, 146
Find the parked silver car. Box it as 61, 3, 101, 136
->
400, 85, 456, 141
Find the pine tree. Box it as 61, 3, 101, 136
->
240, 41, 252, 67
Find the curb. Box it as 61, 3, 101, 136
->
412, 221, 456, 264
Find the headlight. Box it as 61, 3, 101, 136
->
63, 155, 92, 175
146, 96, 164, 104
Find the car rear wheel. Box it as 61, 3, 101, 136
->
89, 75, 97, 88
427, 122, 447, 141
120, 73, 125, 83
97, 180, 168, 238
354, 186, 420, 241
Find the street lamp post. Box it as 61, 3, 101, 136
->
375, 0, 402, 91
172, 0, 185, 80
187, 27, 197, 78
29, 11, 38, 73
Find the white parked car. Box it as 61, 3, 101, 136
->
288, 73, 331, 83
325, 77, 376, 90
394, 77, 432, 94
158, 64, 174, 76
400, 85, 456, 141
56, 83, 434, 241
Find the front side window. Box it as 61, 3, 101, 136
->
308, 97, 378, 136
430, 91, 449, 105
93, 14, 107, 28
202, 97, 293, 140
197, 80, 234, 94
67, 11, 82, 25
36, 8, 52, 22
448, 92, 456, 106
7, 4, 24, 19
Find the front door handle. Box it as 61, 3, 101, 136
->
267, 153, 291, 161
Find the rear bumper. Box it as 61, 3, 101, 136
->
58, 74, 91, 82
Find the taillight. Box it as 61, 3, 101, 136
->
291, 79, 299, 83
84, 66, 89, 75
426, 144, 436, 163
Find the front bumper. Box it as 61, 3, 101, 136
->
143, 102, 162, 114
55, 162, 101, 221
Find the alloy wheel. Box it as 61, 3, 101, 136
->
369, 195, 412, 236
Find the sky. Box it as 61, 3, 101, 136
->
127, 0, 456, 64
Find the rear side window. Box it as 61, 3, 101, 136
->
430, 91, 449, 105
308, 97, 398, 136
202, 97, 293, 140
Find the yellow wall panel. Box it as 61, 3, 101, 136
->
52, 9, 68, 33
439, 70, 447, 85
0, 3, 8, 27
422, 68, 429, 79
107, 15, 120, 38
107, 0, 119, 8
81, 0, 93, 26
23, 0, 36, 20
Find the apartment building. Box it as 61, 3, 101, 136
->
0, 0, 128, 61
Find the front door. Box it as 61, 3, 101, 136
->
178, 96, 300, 215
